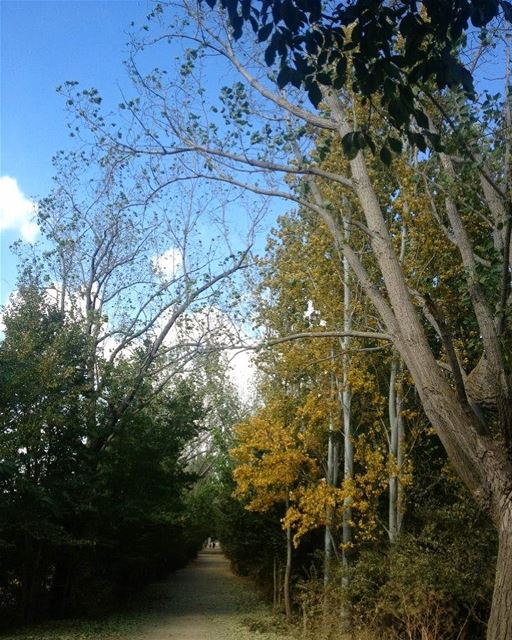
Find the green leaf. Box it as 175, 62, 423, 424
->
316, 72, 333, 86
383, 78, 395, 100
388, 98, 409, 125
388, 136, 403, 154
232, 15, 244, 40
412, 132, 427, 152
258, 22, 273, 42
408, 62, 426, 84
399, 14, 418, 37
353, 57, 366, 83
414, 108, 429, 129
365, 133, 376, 155
281, 0, 303, 31
333, 57, 347, 90
277, 66, 292, 89
341, 132, 359, 160
380, 145, 392, 166
264, 42, 277, 66
425, 131, 444, 152
307, 82, 322, 108
354, 130, 366, 150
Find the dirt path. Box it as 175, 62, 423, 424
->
7, 550, 292, 640
128, 550, 291, 640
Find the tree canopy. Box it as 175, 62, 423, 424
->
2, 2, 511, 638
200, 0, 512, 157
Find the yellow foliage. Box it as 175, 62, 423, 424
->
231, 403, 318, 513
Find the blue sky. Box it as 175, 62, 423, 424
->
1, 1, 507, 308
1, 0, 155, 303
1, 0, 283, 307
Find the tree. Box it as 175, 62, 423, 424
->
0, 284, 211, 623
58, 5, 511, 636
0, 285, 89, 622
252, 208, 411, 552
204, 0, 512, 157
232, 396, 316, 619
20, 147, 252, 458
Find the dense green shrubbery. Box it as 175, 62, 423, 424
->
219, 491, 284, 582
349, 525, 494, 639
0, 286, 205, 627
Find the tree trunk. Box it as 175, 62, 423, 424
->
341, 213, 353, 572
487, 503, 512, 640
325, 355, 339, 586
273, 555, 278, 608
341, 381, 353, 571
284, 522, 293, 621
389, 359, 405, 543
388, 359, 399, 544
396, 381, 404, 537
324, 417, 334, 585
324, 373, 334, 585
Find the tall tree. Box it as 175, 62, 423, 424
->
0, 282, 209, 623
59, 4, 511, 635
23, 148, 252, 457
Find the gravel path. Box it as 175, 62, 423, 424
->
128, 550, 291, 640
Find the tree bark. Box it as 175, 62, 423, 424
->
341, 380, 353, 570
487, 501, 512, 640
341, 213, 353, 572
396, 378, 405, 537
324, 409, 336, 585
388, 359, 399, 544
284, 521, 293, 621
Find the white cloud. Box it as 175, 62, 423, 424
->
0, 176, 39, 243
151, 247, 183, 279
228, 349, 256, 404
148, 304, 256, 401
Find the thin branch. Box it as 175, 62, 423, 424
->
252, 330, 392, 349
424, 90, 506, 201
